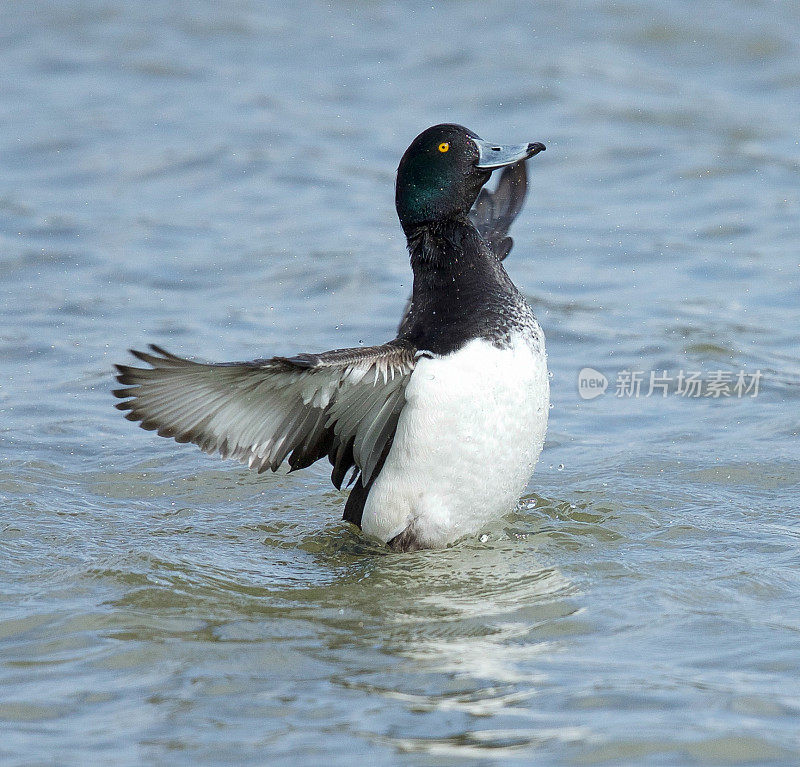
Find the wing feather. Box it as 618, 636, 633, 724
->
356, 391, 404, 483
469, 161, 528, 261
114, 342, 417, 488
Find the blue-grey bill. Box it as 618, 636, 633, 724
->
473, 139, 546, 169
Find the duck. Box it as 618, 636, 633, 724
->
114, 124, 549, 552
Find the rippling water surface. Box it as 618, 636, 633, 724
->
2, 1, 799, 764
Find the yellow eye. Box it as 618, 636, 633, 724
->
438, 142, 450, 153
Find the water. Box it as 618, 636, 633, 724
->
2, 1, 799, 764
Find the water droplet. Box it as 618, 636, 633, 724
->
479, 533, 489, 543
548, 371, 554, 379
549, 403, 554, 410
557, 463, 564, 471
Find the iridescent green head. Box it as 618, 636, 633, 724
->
395, 123, 544, 233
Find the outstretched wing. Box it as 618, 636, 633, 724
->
469, 160, 528, 262
113, 342, 417, 489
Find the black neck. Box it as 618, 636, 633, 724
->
405, 217, 477, 268
399, 218, 521, 355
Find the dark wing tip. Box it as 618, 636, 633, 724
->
469, 160, 529, 261
127, 344, 185, 366
497, 237, 513, 262
129, 348, 158, 365
148, 343, 181, 360
114, 365, 141, 385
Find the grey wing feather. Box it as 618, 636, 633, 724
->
114, 342, 416, 488
469, 160, 528, 261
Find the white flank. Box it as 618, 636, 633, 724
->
360, 331, 549, 548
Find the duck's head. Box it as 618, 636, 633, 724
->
395, 123, 545, 233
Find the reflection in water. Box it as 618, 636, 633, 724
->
293, 525, 584, 757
